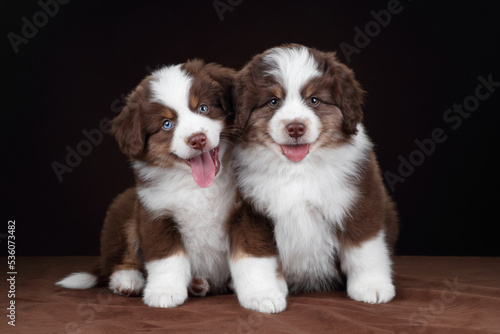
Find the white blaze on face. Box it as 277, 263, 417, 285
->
149, 65, 224, 187
263, 46, 323, 162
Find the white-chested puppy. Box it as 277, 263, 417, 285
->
57, 60, 237, 308
229, 44, 399, 313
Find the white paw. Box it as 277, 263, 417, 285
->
109, 269, 145, 296
239, 290, 287, 313
143, 285, 188, 308
347, 279, 395, 304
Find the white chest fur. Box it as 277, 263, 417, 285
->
134, 160, 235, 291
234, 127, 372, 291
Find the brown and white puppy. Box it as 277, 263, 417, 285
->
229, 44, 399, 313
57, 60, 237, 308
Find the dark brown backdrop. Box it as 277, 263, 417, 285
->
2, 0, 499, 256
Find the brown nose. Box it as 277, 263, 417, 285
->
286, 123, 306, 139
188, 133, 207, 150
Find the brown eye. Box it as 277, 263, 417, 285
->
268, 98, 280, 108
199, 104, 209, 113
310, 96, 320, 106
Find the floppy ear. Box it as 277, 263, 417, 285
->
206, 63, 237, 118
111, 78, 149, 159
232, 65, 254, 129
325, 52, 365, 134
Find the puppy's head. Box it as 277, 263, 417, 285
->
112, 59, 235, 187
234, 44, 364, 162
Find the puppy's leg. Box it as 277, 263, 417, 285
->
229, 202, 288, 313
108, 223, 145, 296
99, 189, 145, 296
339, 230, 395, 304
231, 254, 287, 313
143, 252, 191, 308
140, 212, 191, 308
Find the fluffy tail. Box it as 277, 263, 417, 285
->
56, 272, 98, 289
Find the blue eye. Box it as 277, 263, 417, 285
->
268, 98, 279, 108
162, 119, 174, 131
199, 104, 209, 113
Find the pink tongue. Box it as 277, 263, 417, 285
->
189, 151, 216, 188
281, 144, 309, 162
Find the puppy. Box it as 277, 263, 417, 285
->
229, 44, 399, 313
57, 60, 238, 308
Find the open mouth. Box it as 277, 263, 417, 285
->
281, 144, 309, 162
186, 147, 220, 188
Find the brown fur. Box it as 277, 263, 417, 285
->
338, 152, 399, 250
98, 188, 143, 288
229, 44, 398, 291
94, 60, 236, 296
229, 196, 278, 261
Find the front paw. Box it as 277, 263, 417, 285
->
347, 279, 395, 304
143, 285, 188, 308
238, 290, 287, 313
